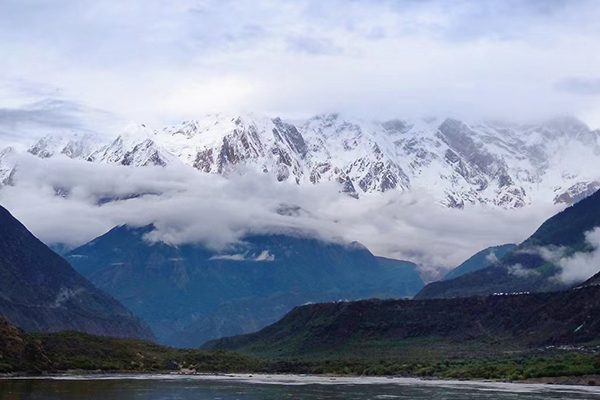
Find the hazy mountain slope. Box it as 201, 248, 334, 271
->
416, 188, 600, 299
375, 256, 428, 293
170, 256, 424, 348
203, 285, 600, 359
66, 225, 424, 347
443, 244, 517, 281
0, 204, 154, 340
3, 114, 600, 208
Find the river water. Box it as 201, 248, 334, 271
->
1, 374, 600, 399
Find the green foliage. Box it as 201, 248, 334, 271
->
33, 331, 268, 373
4, 325, 599, 382
254, 352, 600, 380
4, 286, 600, 383
440, 353, 600, 380
206, 286, 600, 363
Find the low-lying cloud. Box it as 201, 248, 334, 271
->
507, 263, 541, 278
0, 153, 560, 275
485, 250, 501, 265
556, 228, 600, 284
506, 228, 600, 285
210, 250, 275, 262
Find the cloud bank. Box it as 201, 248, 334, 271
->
505, 228, 600, 285
0, 153, 559, 274
556, 228, 600, 284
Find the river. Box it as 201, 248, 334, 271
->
1, 374, 600, 399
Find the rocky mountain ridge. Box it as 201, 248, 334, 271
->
2, 113, 600, 208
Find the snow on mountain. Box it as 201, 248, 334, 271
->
160, 113, 307, 183
0, 146, 17, 185
28, 131, 103, 160
2, 113, 600, 208
89, 123, 179, 167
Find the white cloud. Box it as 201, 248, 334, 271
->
0, 154, 558, 274
209, 250, 275, 262
209, 254, 247, 261
485, 251, 500, 265
507, 263, 541, 278
556, 228, 600, 284
255, 250, 275, 262
507, 229, 600, 285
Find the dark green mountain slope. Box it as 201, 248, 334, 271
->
416, 189, 600, 299
4, 312, 600, 381
66, 225, 424, 347
203, 285, 600, 360
0, 314, 265, 374
443, 244, 516, 281
0, 205, 153, 340
0, 316, 49, 372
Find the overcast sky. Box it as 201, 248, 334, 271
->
1, 0, 600, 148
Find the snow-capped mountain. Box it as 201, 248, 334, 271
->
28, 131, 103, 160
160, 114, 308, 183
2, 113, 600, 208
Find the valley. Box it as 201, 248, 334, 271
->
4, 1, 600, 397
4, 146, 600, 382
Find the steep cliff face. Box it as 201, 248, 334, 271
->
0, 204, 154, 340
66, 225, 424, 347
3, 114, 599, 208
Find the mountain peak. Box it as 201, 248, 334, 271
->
7, 112, 600, 209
